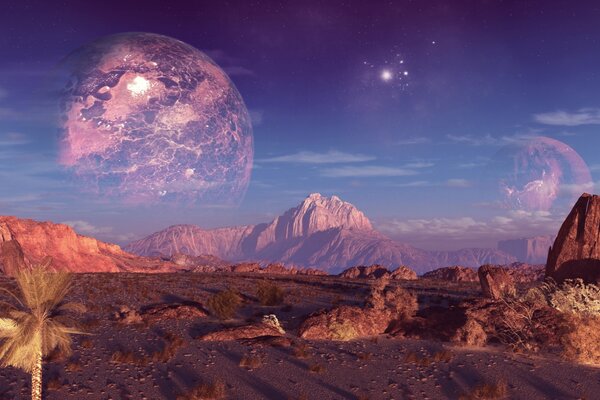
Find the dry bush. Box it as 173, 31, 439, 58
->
256, 281, 285, 306
385, 286, 418, 320
110, 350, 137, 364
151, 334, 184, 363
561, 314, 600, 365
46, 377, 62, 390
432, 349, 454, 363
460, 380, 508, 399
366, 276, 390, 310
453, 319, 487, 347
539, 279, 600, 316
356, 352, 372, 361
308, 363, 324, 373
239, 354, 263, 369
177, 379, 226, 400
65, 360, 83, 372
207, 289, 241, 320
496, 299, 541, 352
292, 343, 310, 359
329, 321, 359, 341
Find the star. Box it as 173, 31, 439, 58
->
381, 69, 393, 82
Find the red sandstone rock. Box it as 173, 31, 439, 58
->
389, 265, 417, 280
298, 305, 392, 340
0, 216, 179, 275
422, 266, 478, 282
338, 265, 390, 279
546, 193, 600, 283
142, 303, 207, 322
199, 323, 284, 341
478, 265, 516, 300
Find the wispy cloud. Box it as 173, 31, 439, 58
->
0, 132, 29, 146
321, 165, 418, 178
446, 133, 532, 146
395, 137, 431, 145
62, 220, 113, 236
259, 150, 375, 164
533, 108, 600, 126
378, 209, 561, 248
390, 178, 471, 188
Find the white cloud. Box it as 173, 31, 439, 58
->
378, 209, 563, 248
403, 162, 434, 169
321, 165, 418, 178
533, 108, 600, 126
0, 132, 29, 146
446, 133, 533, 146
62, 220, 113, 236
395, 137, 431, 145
259, 150, 376, 164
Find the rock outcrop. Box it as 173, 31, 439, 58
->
498, 236, 554, 264
338, 265, 390, 279
338, 264, 416, 280
422, 266, 478, 282
200, 315, 285, 341
299, 305, 392, 340
126, 193, 516, 274
478, 265, 516, 300
390, 265, 417, 280
546, 193, 600, 283
0, 216, 178, 275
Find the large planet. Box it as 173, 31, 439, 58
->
486, 136, 592, 212
57, 32, 253, 204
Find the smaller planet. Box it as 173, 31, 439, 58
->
485, 136, 592, 212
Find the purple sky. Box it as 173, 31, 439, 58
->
1, 0, 600, 250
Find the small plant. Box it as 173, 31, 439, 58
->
292, 343, 310, 359
177, 379, 226, 400
256, 281, 285, 306
459, 379, 508, 399
308, 363, 324, 373
207, 289, 241, 320
239, 354, 263, 369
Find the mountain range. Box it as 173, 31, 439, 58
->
125, 193, 516, 274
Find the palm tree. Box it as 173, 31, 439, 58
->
0, 258, 84, 400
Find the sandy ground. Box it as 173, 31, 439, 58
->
0, 273, 598, 399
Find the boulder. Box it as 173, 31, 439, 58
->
422, 266, 478, 282
338, 265, 389, 279
299, 305, 392, 340
142, 303, 207, 322
546, 193, 600, 283
478, 265, 516, 300
389, 265, 417, 280
199, 315, 285, 341
0, 223, 28, 276
230, 262, 261, 273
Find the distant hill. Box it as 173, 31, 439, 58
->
126, 193, 516, 274
497, 236, 553, 264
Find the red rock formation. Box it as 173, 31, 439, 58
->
0, 216, 178, 275
390, 265, 417, 280
338, 265, 390, 279
298, 305, 392, 340
478, 265, 516, 300
546, 193, 600, 283
422, 266, 478, 282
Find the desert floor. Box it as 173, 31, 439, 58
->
0, 273, 598, 400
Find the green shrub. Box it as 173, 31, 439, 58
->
256, 281, 285, 306
207, 289, 241, 320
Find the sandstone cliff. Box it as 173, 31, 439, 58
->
0, 216, 177, 275
546, 193, 600, 283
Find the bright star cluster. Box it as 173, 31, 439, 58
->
363, 52, 410, 91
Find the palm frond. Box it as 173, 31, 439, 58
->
0, 317, 17, 338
